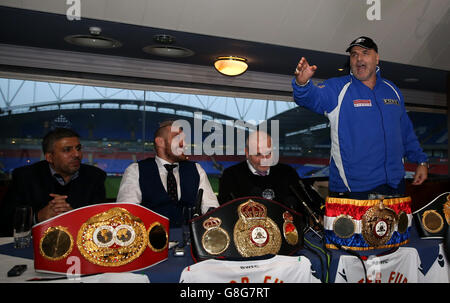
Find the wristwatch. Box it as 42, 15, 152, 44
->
418, 162, 429, 168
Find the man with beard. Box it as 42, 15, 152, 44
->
0, 128, 106, 236
116, 121, 219, 226
292, 36, 428, 199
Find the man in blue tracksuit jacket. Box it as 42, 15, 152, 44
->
292, 36, 428, 198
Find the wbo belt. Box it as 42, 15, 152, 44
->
190, 196, 305, 262
32, 203, 169, 275
324, 196, 412, 250
413, 192, 450, 239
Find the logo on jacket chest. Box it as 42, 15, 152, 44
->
383, 98, 399, 105
353, 99, 372, 107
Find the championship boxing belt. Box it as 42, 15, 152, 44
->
324, 196, 412, 250
32, 203, 169, 275
444, 224, 450, 263
190, 196, 305, 262
413, 192, 450, 239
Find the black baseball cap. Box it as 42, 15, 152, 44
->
346, 36, 378, 53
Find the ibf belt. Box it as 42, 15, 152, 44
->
413, 192, 450, 239
32, 203, 169, 275
324, 196, 412, 250
190, 196, 305, 261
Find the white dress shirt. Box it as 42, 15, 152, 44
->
246, 160, 271, 176
116, 156, 219, 214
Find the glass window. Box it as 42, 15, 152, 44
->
0, 77, 447, 200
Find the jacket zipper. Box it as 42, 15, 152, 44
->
372, 89, 389, 184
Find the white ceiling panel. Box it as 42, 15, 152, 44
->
104, 0, 148, 26
1, 0, 449, 70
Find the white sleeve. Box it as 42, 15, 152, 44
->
116, 163, 142, 203
195, 163, 220, 214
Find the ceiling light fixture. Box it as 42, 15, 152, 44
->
153, 34, 176, 44
64, 26, 122, 49
214, 56, 248, 76
143, 45, 194, 58
142, 34, 194, 58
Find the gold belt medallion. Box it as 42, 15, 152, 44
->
422, 210, 444, 234
361, 201, 397, 247
201, 217, 230, 255
444, 194, 450, 225
333, 215, 356, 239
233, 200, 281, 257
397, 211, 409, 234
282, 211, 299, 245
77, 207, 148, 267
39, 226, 74, 261
147, 222, 168, 252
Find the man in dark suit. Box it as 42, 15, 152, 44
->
218, 131, 323, 215
0, 128, 106, 236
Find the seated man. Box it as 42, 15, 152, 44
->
116, 121, 219, 227
218, 131, 323, 214
0, 128, 106, 236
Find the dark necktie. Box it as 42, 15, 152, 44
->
164, 164, 178, 201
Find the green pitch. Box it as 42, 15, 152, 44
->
105, 175, 220, 201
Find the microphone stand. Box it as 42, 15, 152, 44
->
290, 184, 330, 282
192, 188, 204, 218
289, 184, 322, 229
175, 189, 203, 257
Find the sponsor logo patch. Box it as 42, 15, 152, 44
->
383, 98, 399, 105
353, 99, 372, 107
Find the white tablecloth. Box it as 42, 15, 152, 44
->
0, 238, 150, 283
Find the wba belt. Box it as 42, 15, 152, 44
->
324, 196, 412, 250
190, 196, 305, 261
32, 203, 169, 275
413, 192, 450, 239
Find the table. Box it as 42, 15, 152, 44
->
1, 222, 448, 283
0, 229, 188, 283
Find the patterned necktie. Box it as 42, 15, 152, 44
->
256, 170, 267, 176
164, 164, 178, 201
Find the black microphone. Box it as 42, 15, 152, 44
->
289, 184, 321, 227
193, 188, 204, 217
298, 179, 314, 203
298, 179, 325, 210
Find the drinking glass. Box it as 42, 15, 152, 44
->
13, 206, 33, 248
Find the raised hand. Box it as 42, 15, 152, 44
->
294, 57, 317, 85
